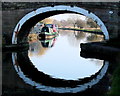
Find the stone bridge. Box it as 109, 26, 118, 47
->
2, 2, 120, 44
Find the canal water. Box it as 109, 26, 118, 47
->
28, 30, 104, 80
3, 30, 120, 96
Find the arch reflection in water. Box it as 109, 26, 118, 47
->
12, 30, 108, 93
12, 52, 109, 93
28, 30, 104, 80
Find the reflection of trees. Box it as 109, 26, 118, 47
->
67, 31, 86, 47
86, 34, 104, 42
90, 59, 103, 66
59, 30, 71, 36
28, 32, 57, 57
59, 30, 86, 40
59, 30, 87, 47
59, 30, 103, 47
28, 34, 38, 43
74, 31, 86, 40
28, 40, 48, 57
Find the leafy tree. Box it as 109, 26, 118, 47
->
41, 18, 53, 24
75, 19, 86, 28
86, 18, 99, 28
53, 20, 61, 27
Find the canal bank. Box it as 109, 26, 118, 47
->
59, 28, 103, 35
80, 38, 120, 61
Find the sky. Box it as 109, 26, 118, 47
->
49, 13, 86, 21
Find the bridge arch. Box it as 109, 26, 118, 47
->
12, 5, 109, 44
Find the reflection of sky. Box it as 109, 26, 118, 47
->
29, 31, 103, 80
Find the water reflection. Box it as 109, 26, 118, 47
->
9, 29, 109, 93
3, 30, 120, 95
12, 51, 109, 93
40, 37, 57, 48
86, 33, 104, 42
28, 30, 104, 80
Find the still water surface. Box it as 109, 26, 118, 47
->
28, 30, 104, 80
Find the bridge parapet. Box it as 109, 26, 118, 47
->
2, 2, 119, 10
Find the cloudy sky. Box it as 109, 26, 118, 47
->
49, 13, 86, 21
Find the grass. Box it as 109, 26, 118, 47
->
59, 27, 102, 32
72, 28, 102, 32
107, 62, 120, 96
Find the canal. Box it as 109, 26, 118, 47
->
2, 30, 120, 96
28, 30, 104, 80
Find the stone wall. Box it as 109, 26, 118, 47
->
2, 9, 33, 44
2, 2, 119, 10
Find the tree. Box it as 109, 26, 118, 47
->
60, 20, 69, 28
41, 18, 53, 24
75, 19, 87, 28
67, 15, 87, 28
67, 17, 78, 28
53, 20, 61, 27
86, 18, 99, 28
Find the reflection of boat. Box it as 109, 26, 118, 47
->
40, 37, 57, 48
37, 25, 58, 39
